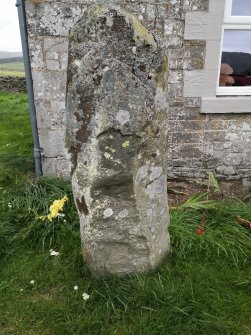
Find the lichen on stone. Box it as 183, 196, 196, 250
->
93, 4, 157, 48
122, 141, 130, 148
155, 55, 168, 89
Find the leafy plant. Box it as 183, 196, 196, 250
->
207, 170, 221, 193
171, 192, 218, 210
171, 170, 221, 211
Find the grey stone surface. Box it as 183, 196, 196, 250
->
32, 70, 67, 100
35, 99, 66, 129
39, 129, 67, 157
66, 4, 170, 276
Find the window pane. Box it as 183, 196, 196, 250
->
232, 0, 251, 16
219, 30, 251, 87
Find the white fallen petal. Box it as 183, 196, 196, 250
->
74, 285, 79, 291
30, 280, 35, 285
50, 250, 60, 256
82, 292, 90, 301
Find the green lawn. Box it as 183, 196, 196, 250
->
0, 92, 250, 335
0, 62, 25, 77
0, 92, 33, 188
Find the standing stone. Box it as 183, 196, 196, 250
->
66, 4, 170, 276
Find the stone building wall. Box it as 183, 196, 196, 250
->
25, 0, 251, 182
0, 76, 27, 93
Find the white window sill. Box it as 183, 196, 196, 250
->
217, 87, 251, 96
201, 96, 251, 113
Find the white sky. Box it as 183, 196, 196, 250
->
223, 30, 251, 54
0, 0, 22, 52
232, 0, 251, 16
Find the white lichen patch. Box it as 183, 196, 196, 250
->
226, 133, 238, 141
116, 110, 130, 125
242, 122, 251, 131
103, 208, 113, 218
39, 4, 83, 36
74, 60, 81, 67
105, 146, 116, 153
118, 209, 129, 218
104, 152, 113, 160
105, 16, 114, 27
102, 66, 110, 74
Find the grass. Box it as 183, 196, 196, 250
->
0, 62, 25, 77
0, 92, 34, 189
0, 92, 251, 334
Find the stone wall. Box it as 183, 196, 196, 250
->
0, 76, 27, 93
25, 0, 251, 182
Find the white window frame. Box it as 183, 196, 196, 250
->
217, 0, 251, 96
224, 0, 251, 24
184, 0, 251, 113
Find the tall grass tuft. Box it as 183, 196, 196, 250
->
170, 203, 251, 267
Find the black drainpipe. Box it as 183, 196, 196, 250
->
16, 0, 42, 177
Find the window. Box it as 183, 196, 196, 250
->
184, 0, 251, 113
217, 0, 251, 95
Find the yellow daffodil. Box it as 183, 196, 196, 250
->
38, 196, 68, 222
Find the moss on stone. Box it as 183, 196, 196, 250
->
94, 4, 102, 16
155, 55, 168, 89
82, 248, 88, 262
129, 14, 157, 48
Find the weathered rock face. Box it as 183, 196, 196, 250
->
66, 4, 170, 276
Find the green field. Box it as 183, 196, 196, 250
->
0, 92, 33, 187
0, 92, 251, 335
0, 62, 25, 77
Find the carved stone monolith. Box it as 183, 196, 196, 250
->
66, 4, 170, 276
